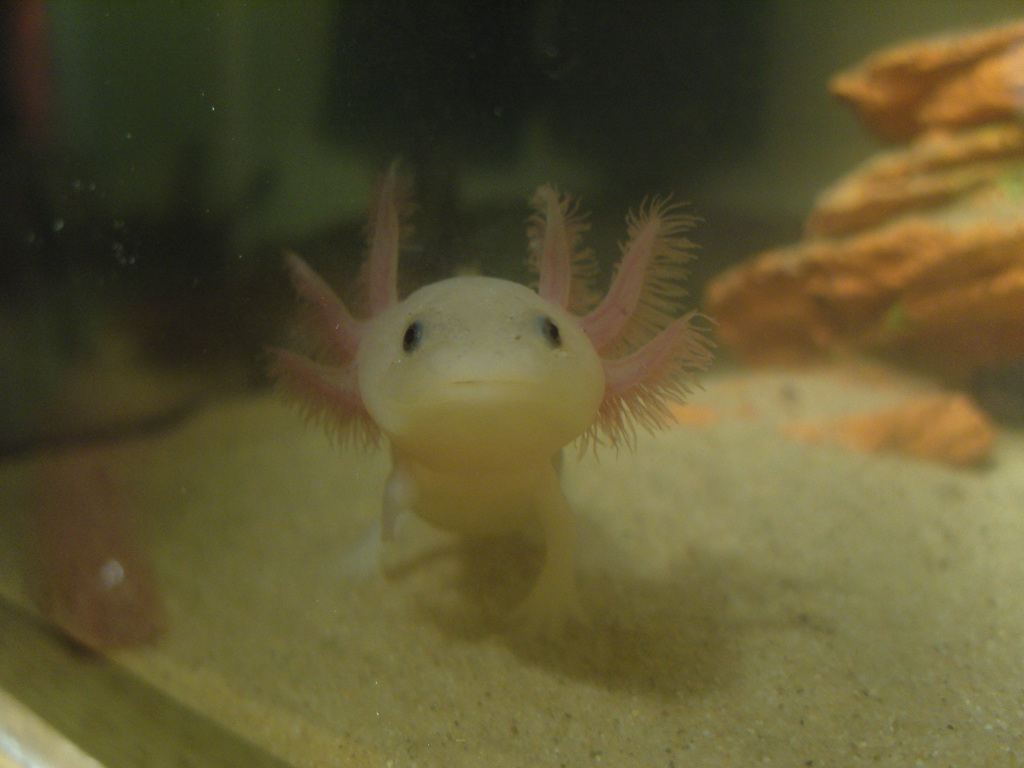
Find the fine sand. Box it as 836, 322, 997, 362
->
1, 361, 1022, 766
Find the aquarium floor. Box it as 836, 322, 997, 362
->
2, 361, 1023, 767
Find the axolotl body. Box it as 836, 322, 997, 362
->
273, 164, 712, 632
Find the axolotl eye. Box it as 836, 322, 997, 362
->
538, 316, 562, 348
402, 320, 423, 352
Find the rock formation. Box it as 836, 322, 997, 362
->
705, 19, 1024, 384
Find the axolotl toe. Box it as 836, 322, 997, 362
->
272, 162, 712, 634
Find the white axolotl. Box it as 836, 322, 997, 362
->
272, 163, 712, 633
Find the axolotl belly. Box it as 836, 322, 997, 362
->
273, 163, 712, 633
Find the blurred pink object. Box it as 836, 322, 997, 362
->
32, 446, 165, 650
9, 0, 54, 148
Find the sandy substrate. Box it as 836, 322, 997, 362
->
2, 362, 1023, 767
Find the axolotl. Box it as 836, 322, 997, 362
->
272, 163, 712, 632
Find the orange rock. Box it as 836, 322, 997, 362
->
705, 214, 1024, 379
705, 21, 1024, 383
806, 122, 1024, 238
784, 394, 995, 467
920, 41, 1024, 130
831, 19, 1024, 140
668, 402, 719, 427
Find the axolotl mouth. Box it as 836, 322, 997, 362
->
444, 378, 540, 391
384, 378, 587, 467
399, 378, 554, 427
389, 375, 546, 403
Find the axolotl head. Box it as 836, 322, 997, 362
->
272, 163, 712, 466
357, 275, 604, 467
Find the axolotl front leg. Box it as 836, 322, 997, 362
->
379, 451, 582, 634
510, 463, 583, 635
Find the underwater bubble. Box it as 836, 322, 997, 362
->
99, 558, 126, 590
